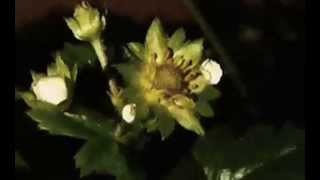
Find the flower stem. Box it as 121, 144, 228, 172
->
91, 37, 108, 70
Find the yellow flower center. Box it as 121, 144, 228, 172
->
153, 64, 182, 92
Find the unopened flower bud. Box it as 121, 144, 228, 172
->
200, 59, 223, 85
122, 104, 136, 123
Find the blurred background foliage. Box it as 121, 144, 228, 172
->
15, 0, 305, 179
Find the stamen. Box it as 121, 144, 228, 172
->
165, 48, 173, 60
184, 71, 201, 82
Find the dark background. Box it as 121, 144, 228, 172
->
15, 0, 305, 179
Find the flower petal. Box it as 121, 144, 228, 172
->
173, 38, 204, 69
200, 59, 223, 85
32, 77, 68, 105
168, 28, 186, 51
122, 103, 136, 123
168, 105, 205, 136
145, 18, 168, 64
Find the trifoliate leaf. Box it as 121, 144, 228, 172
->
168, 105, 204, 136
61, 43, 97, 68
26, 107, 113, 140
75, 138, 128, 177
127, 42, 145, 61
145, 18, 168, 64
192, 124, 305, 180
195, 100, 214, 117
173, 38, 204, 69
168, 28, 186, 51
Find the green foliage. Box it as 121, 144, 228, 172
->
122, 87, 150, 120
26, 107, 114, 140
173, 38, 204, 68
192, 124, 305, 180
195, 100, 214, 117
47, 53, 72, 80
168, 105, 205, 136
145, 18, 168, 64
195, 86, 219, 117
114, 63, 139, 87
168, 28, 186, 51
153, 105, 176, 140
60, 43, 97, 69
74, 138, 127, 177
127, 42, 145, 61
17, 91, 57, 110
198, 85, 221, 101
25, 106, 145, 179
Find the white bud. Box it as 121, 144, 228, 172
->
200, 59, 223, 85
32, 77, 68, 105
121, 104, 136, 123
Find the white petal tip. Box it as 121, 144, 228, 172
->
32, 77, 68, 105
122, 104, 136, 123
200, 59, 223, 85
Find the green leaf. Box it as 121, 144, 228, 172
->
15, 151, 29, 170
17, 91, 57, 110
122, 87, 150, 120
75, 138, 128, 177
153, 106, 176, 140
27, 107, 113, 140
30, 71, 46, 82
114, 63, 139, 87
46, 53, 73, 80
195, 100, 214, 117
56, 53, 72, 79
117, 154, 146, 180
145, 18, 168, 64
145, 118, 158, 133
192, 124, 305, 180
198, 86, 221, 101
127, 42, 145, 61
71, 64, 78, 82
173, 38, 204, 68
243, 148, 304, 180
60, 43, 97, 69
168, 105, 204, 136
168, 28, 186, 51
46, 63, 57, 76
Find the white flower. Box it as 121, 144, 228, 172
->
32, 77, 68, 105
121, 104, 136, 123
200, 59, 223, 85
